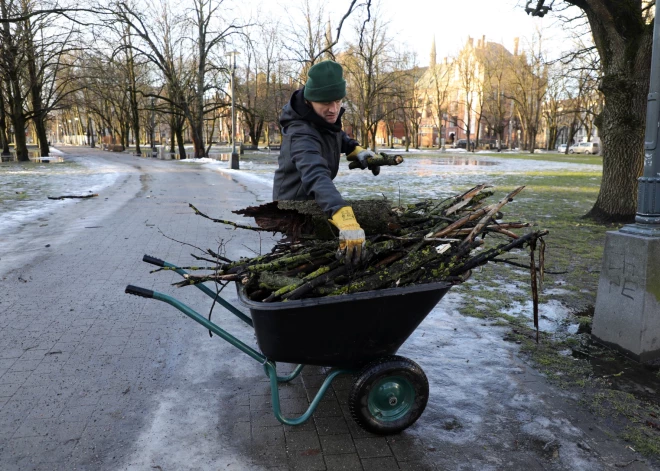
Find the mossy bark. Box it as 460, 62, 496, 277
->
235, 199, 394, 239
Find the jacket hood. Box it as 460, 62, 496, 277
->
280, 88, 345, 133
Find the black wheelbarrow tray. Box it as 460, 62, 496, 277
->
126, 254, 452, 435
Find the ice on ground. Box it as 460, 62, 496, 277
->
0, 155, 125, 235
506, 298, 577, 334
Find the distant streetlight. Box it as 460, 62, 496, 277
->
226, 51, 240, 170
150, 97, 156, 156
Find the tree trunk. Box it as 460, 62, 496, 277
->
125, 34, 141, 156
475, 116, 482, 150
578, 4, 652, 222
24, 20, 49, 157
1, 13, 28, 161
0, 88, 11, 155
175, 126, 186, 159
191, 124, 205, 158
7, 78, 28, 161
585, 71, 647, 222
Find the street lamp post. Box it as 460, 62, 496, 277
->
590, 6, 660, 363
150, 97, 156, 157
227, 51, 240, 170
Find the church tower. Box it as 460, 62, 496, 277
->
324, 19, 333, 59
430, 36, 437, 68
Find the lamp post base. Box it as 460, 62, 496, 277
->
592, 230, 660, 363
231, 152, 240, 170
620, 223, 660, 237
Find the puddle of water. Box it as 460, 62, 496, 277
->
505, 299, 578, 334
30, 156, 64, 163
416, 157, 500, 166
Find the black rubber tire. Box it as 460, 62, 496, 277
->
348, 355, 429, 435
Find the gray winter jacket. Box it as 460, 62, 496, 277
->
272, 88, 359, 217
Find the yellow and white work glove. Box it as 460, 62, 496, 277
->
329, 206, 366, 265
347, 146, 380, 176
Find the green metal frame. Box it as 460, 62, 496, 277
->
149, 289, 353, 426
159, 260, 254, 327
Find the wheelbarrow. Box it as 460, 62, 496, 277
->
126, 254, 452, 435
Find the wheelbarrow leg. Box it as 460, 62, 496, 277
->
264, 363, 305, 383
264, 361, 353, 426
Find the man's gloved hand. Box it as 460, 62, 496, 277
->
329, 206, 366, 264
347, 146, 380, 176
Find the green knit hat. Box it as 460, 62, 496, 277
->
304, 61, 346, 102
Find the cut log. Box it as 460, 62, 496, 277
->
348, 152, 404, 170
234, 199, 393, 239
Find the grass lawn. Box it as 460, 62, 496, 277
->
410, 150, 660, 459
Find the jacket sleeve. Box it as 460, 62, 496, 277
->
290, 126, 347, 217
340, 131, 360, 155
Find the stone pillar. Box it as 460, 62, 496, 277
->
592, 231, 660, 363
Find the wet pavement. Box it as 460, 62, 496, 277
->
0, 147, 656, 470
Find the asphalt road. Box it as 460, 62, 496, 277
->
0, 147, 655, 470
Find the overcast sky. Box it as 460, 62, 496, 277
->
376, 0, 578, 64
251, 0, 587, 66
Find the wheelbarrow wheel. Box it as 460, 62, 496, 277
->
349, 355, 429, 435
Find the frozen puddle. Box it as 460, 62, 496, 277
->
507, 298, 578, 334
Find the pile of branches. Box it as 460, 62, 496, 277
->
173, 185, 548, 316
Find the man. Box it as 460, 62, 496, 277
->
273, 60, 380, 263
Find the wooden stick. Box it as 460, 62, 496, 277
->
48, 193, 98, 200
462, 186, 525, 245
445, 184, 491, 216
530, 238, 539, 343
431, 207, 490, 238
283, 265, 349, 300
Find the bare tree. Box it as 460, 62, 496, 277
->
106, 0, 244, 158
531, 0, 656, 221
455, 41, 480, 152
479, 43, 514, 152
417, 56, 452, 149
343, 11, 398, 150
390, 52, 424, 150
542, 65, 564, 150
1, 0, 30, 160
507, 34, 548, 152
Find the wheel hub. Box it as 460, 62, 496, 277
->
368, 376, 415, 421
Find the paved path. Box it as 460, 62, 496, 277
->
0, 148, 656, 470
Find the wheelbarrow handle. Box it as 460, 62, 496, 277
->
143, 254, 165, 267
125, 285, 154, 298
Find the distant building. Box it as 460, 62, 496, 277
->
415, 36, 522, 149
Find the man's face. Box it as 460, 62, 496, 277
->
310, 99, 342, 124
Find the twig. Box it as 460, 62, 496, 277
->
462, 186, 525, 245
48, 193, 98, 200
158, 227, 206, 254
530, 238, 539, 343
189, 203, 272, 231
207, 247, 232, 263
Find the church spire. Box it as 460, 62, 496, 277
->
430, 36, 437, 68
324, 19, 333, 59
